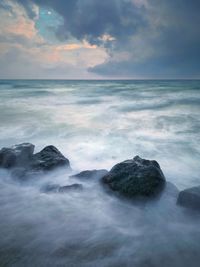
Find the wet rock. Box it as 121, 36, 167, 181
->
177, 186, 200, 211
31, 146, 71, 171
59, 184, 83, 193
0, 143, 34, 168
70, 169, 108, 180
102, 156, 166, 199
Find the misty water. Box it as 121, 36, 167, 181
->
0, 80, 200, 267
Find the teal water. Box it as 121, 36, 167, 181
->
0, 80, 200, 266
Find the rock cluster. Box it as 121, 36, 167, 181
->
0, 143, 199, 212
0, 143, 70, 172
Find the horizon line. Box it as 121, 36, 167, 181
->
0, 78, 200, 81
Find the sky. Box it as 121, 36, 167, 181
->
0, 0, 199, 79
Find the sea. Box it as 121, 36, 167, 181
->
0, 79, 200, 267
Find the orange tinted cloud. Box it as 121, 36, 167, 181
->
55, 42, 97, 51
7, 17, 37, 39
0, 0, 38, 40
0, 1, 108, 78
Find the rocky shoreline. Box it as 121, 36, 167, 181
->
0, 143, 199, 212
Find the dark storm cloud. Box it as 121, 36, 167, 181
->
89, 0, 200, 78
16, 0, 147, 44
9, 0, 200, 77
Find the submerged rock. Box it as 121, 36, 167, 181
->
41, 183, 60, 193
31, 146, 70, 171
102, 156, 166, 199
59, 184, 83, 193
41, 183, 83, 193
177, 186, 200, 211
70, 169, 108, 180
0, 143, 34, 169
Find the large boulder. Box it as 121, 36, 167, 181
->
0, 143, 34, 168
177, 186, 200, 211
102, 156, 166, 199
30, 146, 71, 171
70, 169, 108, 180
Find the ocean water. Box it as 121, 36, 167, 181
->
0, 80, 200, 267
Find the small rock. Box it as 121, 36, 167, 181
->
41, 184, 60, 193
70, 169, 108, 180
59, 184, 83, 193
177, 186, 200, 211
41, 183, 83, 194
102, 155, 166, 199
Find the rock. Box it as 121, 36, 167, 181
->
177, 186, 200, 211
102, 156, 166, 199
41, 183, 60, 193
59, 184, 83, 193
0, 148, 16, 168
70, 169, 108, 180
41, 183, 83, 193
31, 146, 71, 171
0, 144, 71, 182
0, 143, 34, 169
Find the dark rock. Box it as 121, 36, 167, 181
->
177, 186, 200, 211
0, 143, 34, 169
41, 183, 60, 193
59, 184, 83, 193
0, 148, 16, 168
70, 169, 108, 180
31, 146, 70, 171
102, 156, 166, 199
0, 144, 71, 183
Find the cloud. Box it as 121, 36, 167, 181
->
0, 42, 107, 79
16, 0, 146, 44
0, 0, 200, 78
0, 0, 108, 79
90, 0, 200, 78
